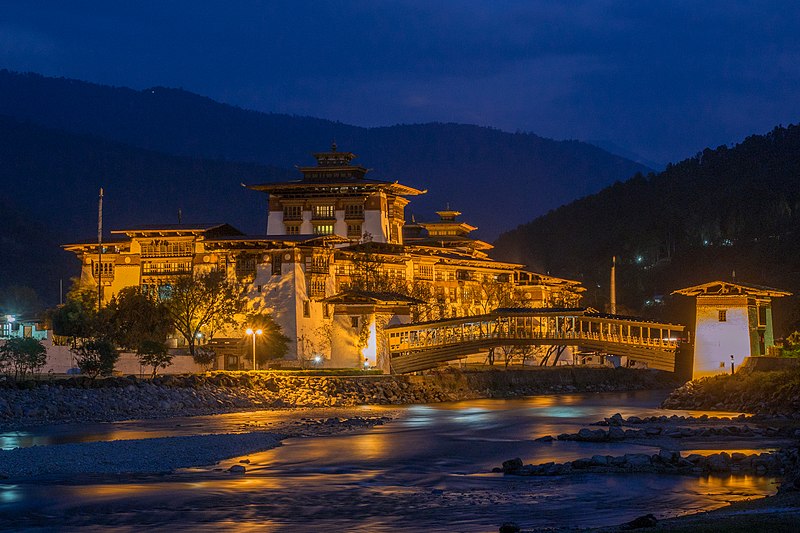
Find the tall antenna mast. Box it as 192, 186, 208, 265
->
97, 187, 104, 311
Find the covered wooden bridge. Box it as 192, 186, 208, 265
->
386, 308, 687, 374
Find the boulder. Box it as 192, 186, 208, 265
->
502, 458, 523, 473
228, 464, 246, 474
624, 454, 652, 467
608, 426, 626, 440
658, 449, 681, 464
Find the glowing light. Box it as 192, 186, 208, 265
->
361, 318, 377, 366
313, 355, 322, 364
245, 328, 254, 335
255, 329, 263, 336
5, 315, 14, 323
636, 255, 644, 263
195, 332, 203, 339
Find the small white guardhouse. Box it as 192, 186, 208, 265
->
673, 281, 791, 377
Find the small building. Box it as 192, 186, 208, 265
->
321, 290, 421, 372
673, 281, 791, 377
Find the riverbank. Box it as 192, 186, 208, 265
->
0, 367, 678, 429
0, 410, 396, 478
663, 367, 800, 416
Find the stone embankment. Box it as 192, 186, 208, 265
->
496, 447, 800, 477
0, 367, 677, 428
663, 368, 800, 416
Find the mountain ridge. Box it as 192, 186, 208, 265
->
0, 69, 650, 238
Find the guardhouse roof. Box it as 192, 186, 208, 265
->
672, 280, 791, 298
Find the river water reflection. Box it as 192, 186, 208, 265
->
0, 390, 779, 532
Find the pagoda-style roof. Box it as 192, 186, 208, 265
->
672, 281, 791, 298
514, 270, 586, 292
245, 143, 425, 197
110, 223, 243, 238
321, 290, 424, 306
203, 234, 350, 248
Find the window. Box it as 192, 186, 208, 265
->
303, 301, 310, 318
314, 224, 334, 235
758, 306, 768, 327
285, 224, 300, 235
718, 310, 727, 322
283, 205, 302, 220
272, 253, 282, 276
323, 304, 330, 319
235, 255, 257, 279
344, 204, 364, 219
417, 265, 434, 280
351, 316, 359, 328
312, 205, 335, 220
347, 223, 362, 238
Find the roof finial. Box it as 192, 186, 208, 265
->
446, 202, 450, 210
331, 139, 337, 152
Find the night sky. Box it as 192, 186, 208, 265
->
1, 1, 799, 166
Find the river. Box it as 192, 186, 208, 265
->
0, 390, 779, 531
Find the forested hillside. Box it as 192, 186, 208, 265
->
493, 125, 800, 334
0, 70, 649, 237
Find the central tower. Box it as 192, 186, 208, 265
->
248, 144, 425, 244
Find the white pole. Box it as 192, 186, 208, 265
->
610, 256, 617, 315
97, 187, 104, 311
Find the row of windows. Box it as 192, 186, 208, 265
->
140, 241, 193, 257
92, 262, 114, 277
142, 262, 192, 275
284, 223, 362, 237
284, 204, 367, 220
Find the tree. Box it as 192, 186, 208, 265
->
104, 287, 171, 350
245, 312, 291, 368
73, 338, 118, 378
137, 340, 172, 378
163, 271, 242, 356
192, 347, 217, 371
0, 337, 47, 379
48, 279, 98, 348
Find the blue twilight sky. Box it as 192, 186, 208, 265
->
1, 0, 799, 165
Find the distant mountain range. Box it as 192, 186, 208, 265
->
492, 125, 800, 335
0, 69, 649, 239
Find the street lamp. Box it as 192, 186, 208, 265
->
246, 328, 263, 370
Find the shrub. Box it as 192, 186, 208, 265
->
73, 339, 119, 378
137, 340, 172, 378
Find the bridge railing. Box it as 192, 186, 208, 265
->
388, 313, 684, 354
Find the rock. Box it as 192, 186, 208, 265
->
499, 523, 521, 533
620, 513, 658, 529
626, 416, 643, 424
645, 427, 661, 436
590, 455, 609, 466
608, 426, 626, 440
228, 464, 246, 474
658, 449, 681, 464
534, 435, 554, 442
624, 454, 652, 467
239, 459, 251, 464
502, 458, 523, 473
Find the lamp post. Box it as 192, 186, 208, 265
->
246, 328, 263, 370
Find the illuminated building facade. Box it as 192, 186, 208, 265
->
64, 146, 584, 372
673, 281, 791, 376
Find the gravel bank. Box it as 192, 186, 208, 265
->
0, 367, 677, 429
0, 414, 391, 478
